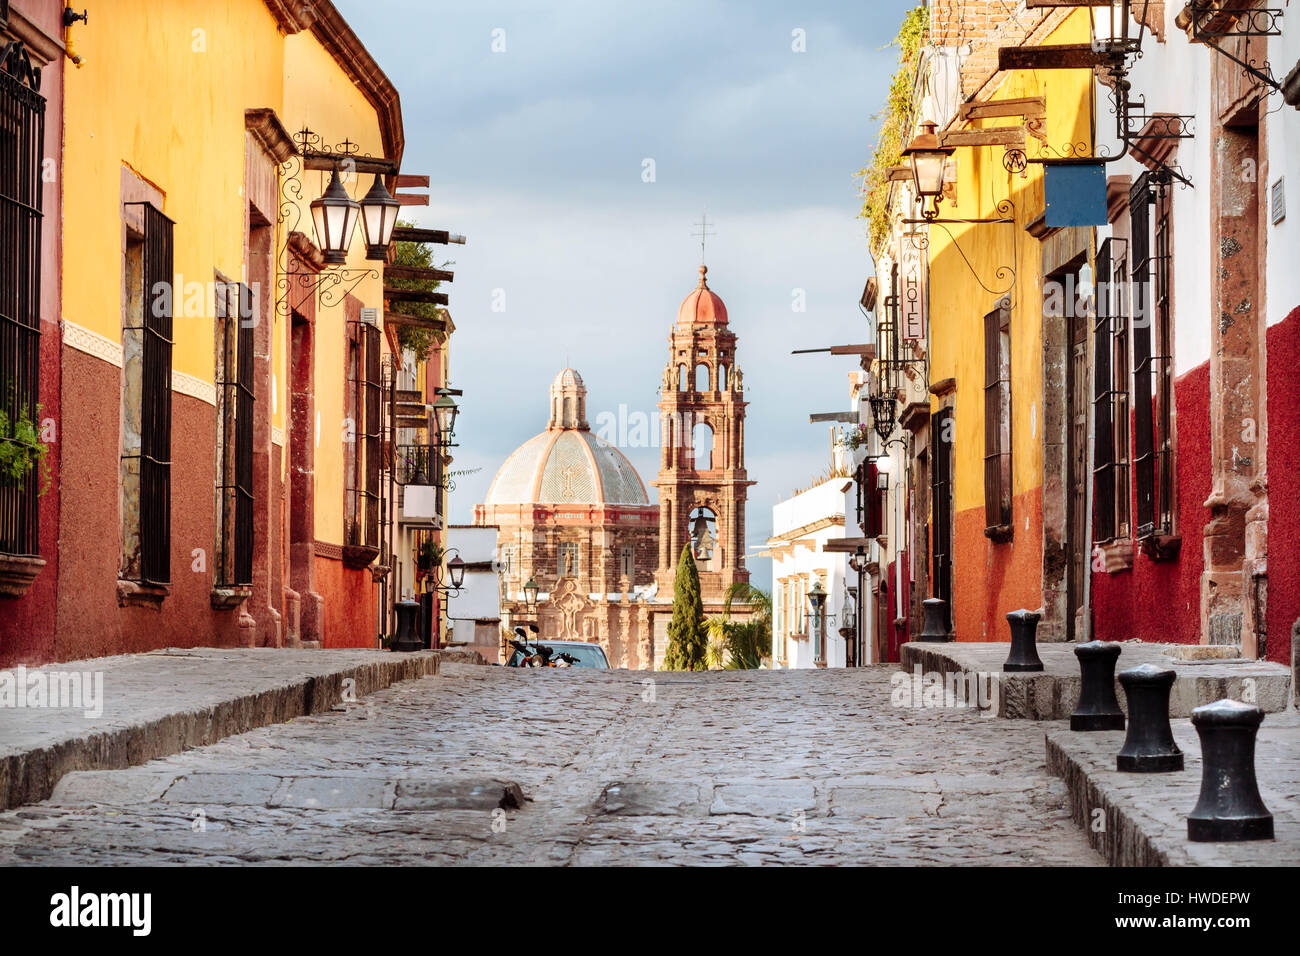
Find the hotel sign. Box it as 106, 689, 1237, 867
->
899, 234, 927, 341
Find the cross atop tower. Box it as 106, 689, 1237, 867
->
690, 213, 715, 263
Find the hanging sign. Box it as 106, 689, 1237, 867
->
899, 234, 927, 341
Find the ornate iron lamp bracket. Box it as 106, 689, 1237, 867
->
273, 127, 385, 321
903, 198, 1018, 300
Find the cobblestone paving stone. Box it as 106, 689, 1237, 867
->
0, 664, 1102, 866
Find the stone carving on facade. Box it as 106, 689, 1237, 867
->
552, 577, 587, 639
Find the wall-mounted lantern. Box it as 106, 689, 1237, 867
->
901, 121, 954, 221
359, 173, 401, 260
309, 167, 361, 265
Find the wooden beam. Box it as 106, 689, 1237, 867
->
396, 194, 429, 206
391, 226, 466, 245
395, 174, 430, 188
809, 412, 858, 423
959, 96, 1045, 122
887, 165, 913, 182
997, 43, 1118, 71
1025, 0, 1112, 7
384, 264, 454, 283
829, 344, 876, 356
385, 311, 447, 330
822, 537, 875, 553
941, 126, 1027, 148
384, 288, 449, 306
302, 153, 399, 175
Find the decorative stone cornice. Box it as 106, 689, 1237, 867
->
172, 370, 217, 407
245, 108, 299, 164
287, 230, 326, 272
62, 320, 123, 368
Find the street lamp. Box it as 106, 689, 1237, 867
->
807, 580, 828, 663
432, 394, 459, 446
869, 392, 897, 443
359, 173, 401, 260
310, 166, 361, 265
523, 577, 539, 611
901, 121, 955, 221
447, 554, 466, 591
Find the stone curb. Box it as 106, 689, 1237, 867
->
901, 641, 1292, 720
1044, 730, 1177, 866
0, 650, 447, 812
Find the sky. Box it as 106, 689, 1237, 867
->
334, 0, 916, 590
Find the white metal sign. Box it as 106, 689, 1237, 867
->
899, 234, 927, 341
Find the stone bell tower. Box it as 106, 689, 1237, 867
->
654, 265, 753, 602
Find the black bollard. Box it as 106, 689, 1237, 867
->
1070, 641, 1125, 731
1003, 609, 1043, 671
917, 598, 952, 642
1116, 664, 1183, 772
1187, 699, 1273, 842
390, 600, 423, 652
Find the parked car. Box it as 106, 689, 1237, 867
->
506, 640, 610, 669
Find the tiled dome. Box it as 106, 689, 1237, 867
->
483, 370, 650, 506
677, 265, 728, 326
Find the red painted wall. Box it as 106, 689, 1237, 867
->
315, 556, 377, 648
0, 4, 64, 667
952, 487, 1044, 642
1091, 361, 1210, 646
1265, 306, 1300, 666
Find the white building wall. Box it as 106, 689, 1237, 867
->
1267, 26, 1300, 328
770, 478, 854, 669
445, 526, 502, 641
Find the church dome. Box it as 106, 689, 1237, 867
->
483, 369, 650, 507
677, 265, 728, 326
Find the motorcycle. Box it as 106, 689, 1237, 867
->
507, 627, 580, 668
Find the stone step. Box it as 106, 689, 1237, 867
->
1045, 712, 1300, 866
0, 647, 447, 811
900, 641, 1292, 719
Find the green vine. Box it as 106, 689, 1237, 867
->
856, 5, 928, 254
0, 403, 50, 494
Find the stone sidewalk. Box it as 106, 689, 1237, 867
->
0, 648, 445, 811
902, 640, 1292, 719
1046, 710, 1300, 866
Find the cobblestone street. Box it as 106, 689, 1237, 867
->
0, 664, 1100, 865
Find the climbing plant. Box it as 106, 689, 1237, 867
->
856, 5, 928, 254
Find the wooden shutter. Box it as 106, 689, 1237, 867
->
1092, 239, 1115, 543
1129, 173, 1156, 539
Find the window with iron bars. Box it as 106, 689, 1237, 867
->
1129, 170, 1176, 541
120, 201, 174, 585
345, 321, 382, 550
1092, 237, 1132, 543
0, 42, 44, 558
983, 304, 1012, 534
213, 280, 254, 587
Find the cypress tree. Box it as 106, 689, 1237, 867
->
662, 544, 706, 671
